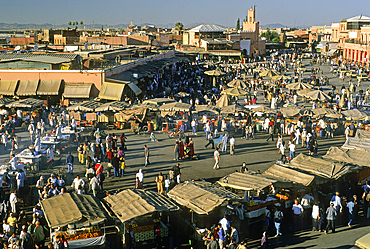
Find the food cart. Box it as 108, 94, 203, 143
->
40, 193, 110, 249
191, 105, 220, 131
103, 189, 180, 247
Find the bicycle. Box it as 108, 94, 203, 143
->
168, 128, 185, 139
133, 125, 149, 135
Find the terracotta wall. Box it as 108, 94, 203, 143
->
0, 70, 104, 90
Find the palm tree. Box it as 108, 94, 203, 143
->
68, 21, 72, 26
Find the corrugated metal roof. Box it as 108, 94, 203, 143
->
188, 24, 226, 33
0, 53, 78, 60
6, 98, 44, 108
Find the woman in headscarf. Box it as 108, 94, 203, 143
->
179, 138, 184, 159
136, 169, 144, 189
155, 172, 164, 194
261, 231, 268, 249
188, 138, 194, 157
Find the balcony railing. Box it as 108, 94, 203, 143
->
345, 39, 370, 45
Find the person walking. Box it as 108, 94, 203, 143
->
266, 125, 274, 142
274, 206, 283, 237
66, 151, 74, 174
325, 203, 337, 234
229, 136, 235, 155
347, 198, 356, 227
191, 119, 197, 135
292, 199, 303, 232
213, 148, 220, 170
155, 172, 165, 195
205, 132, 215, 149
221, 133, 228, 153
144, 145, 150, 167
288, 141, 296, 159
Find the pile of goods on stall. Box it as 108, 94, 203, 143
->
57, 226, 103, 241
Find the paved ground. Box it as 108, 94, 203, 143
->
8, 58, 370, 248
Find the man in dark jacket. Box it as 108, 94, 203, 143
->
66, 152, 74, 174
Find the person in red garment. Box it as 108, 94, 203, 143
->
188, 138, 194, 157
179, 139, 185, 159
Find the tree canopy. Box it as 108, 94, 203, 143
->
236, 18, 240, 32
175, 22, 183, 31
259, 28, 280, 43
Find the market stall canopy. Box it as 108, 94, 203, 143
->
323, 147, 370, 167
192, 105, 219, 114
143, 98, 175, 105
259, 70, 280, 78
167, 181, 241, 215
114, 108, 146, 123
104, 189, 180, 223
297, 88, 313, 97
204, 68, 225, 76
174, 92, 191, 98
342, 109, 370, 121
95, 101, 130, 112
227, 79, 247, 89
262, 164, 315, 186
37, 79, 63, 95
40, 193, 109, 229
215, 94, 231, 108
98, 82, 125, 101
63, 83, 98, 99
220, 104, 248, 114
355, 130, 370, 140
159, 102, 192, 112
6, 98, 44, 108
250, 105, 277, 114
0, 80, 19, 96
342, 137, 370, 151
16, 80, 39, 96
130, 102, 159, 111
280, 106, 301, 117
217, 172, 277, 191
271, 75, 292, 81
0, 97, 14, 107
221, 87, 249, 96
128, 82, 142, 96
67, 101, 102, 112
304, 90, 331, 101
312, 108, 342, 119
286, 82, 312, 90
288, 153, 353, 180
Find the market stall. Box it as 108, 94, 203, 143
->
6, 98, 44, 122
40, 193, 109, 249
114, 108, 147, 131
95, 101, 130, 129
217, 172, 279, 224
323, 146, 370, 167
130, 103, 160, 131
104, 189, 180, 246
342, 137, 370, 151
288, 153, 357, 181
159, 102, 192, 132
167, 181, 243, 243
67, 101, 102, 128
355, 129, 370, 139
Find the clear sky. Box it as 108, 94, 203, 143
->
2, 0, 370, 28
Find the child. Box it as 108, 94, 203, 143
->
150, 133, 157, 142
120, 157, 126, 177
176, 173, 181, 184
77, 185, 83, 194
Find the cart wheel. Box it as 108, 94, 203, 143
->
168, 133, 174, 139
142, 126, 148, 133
179, 133, 185, 139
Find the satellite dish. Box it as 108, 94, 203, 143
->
34, 45, 39, 51
14, 46, 21, 51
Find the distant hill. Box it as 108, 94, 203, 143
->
261, 23, 286, 29
0, 22, 65, 30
